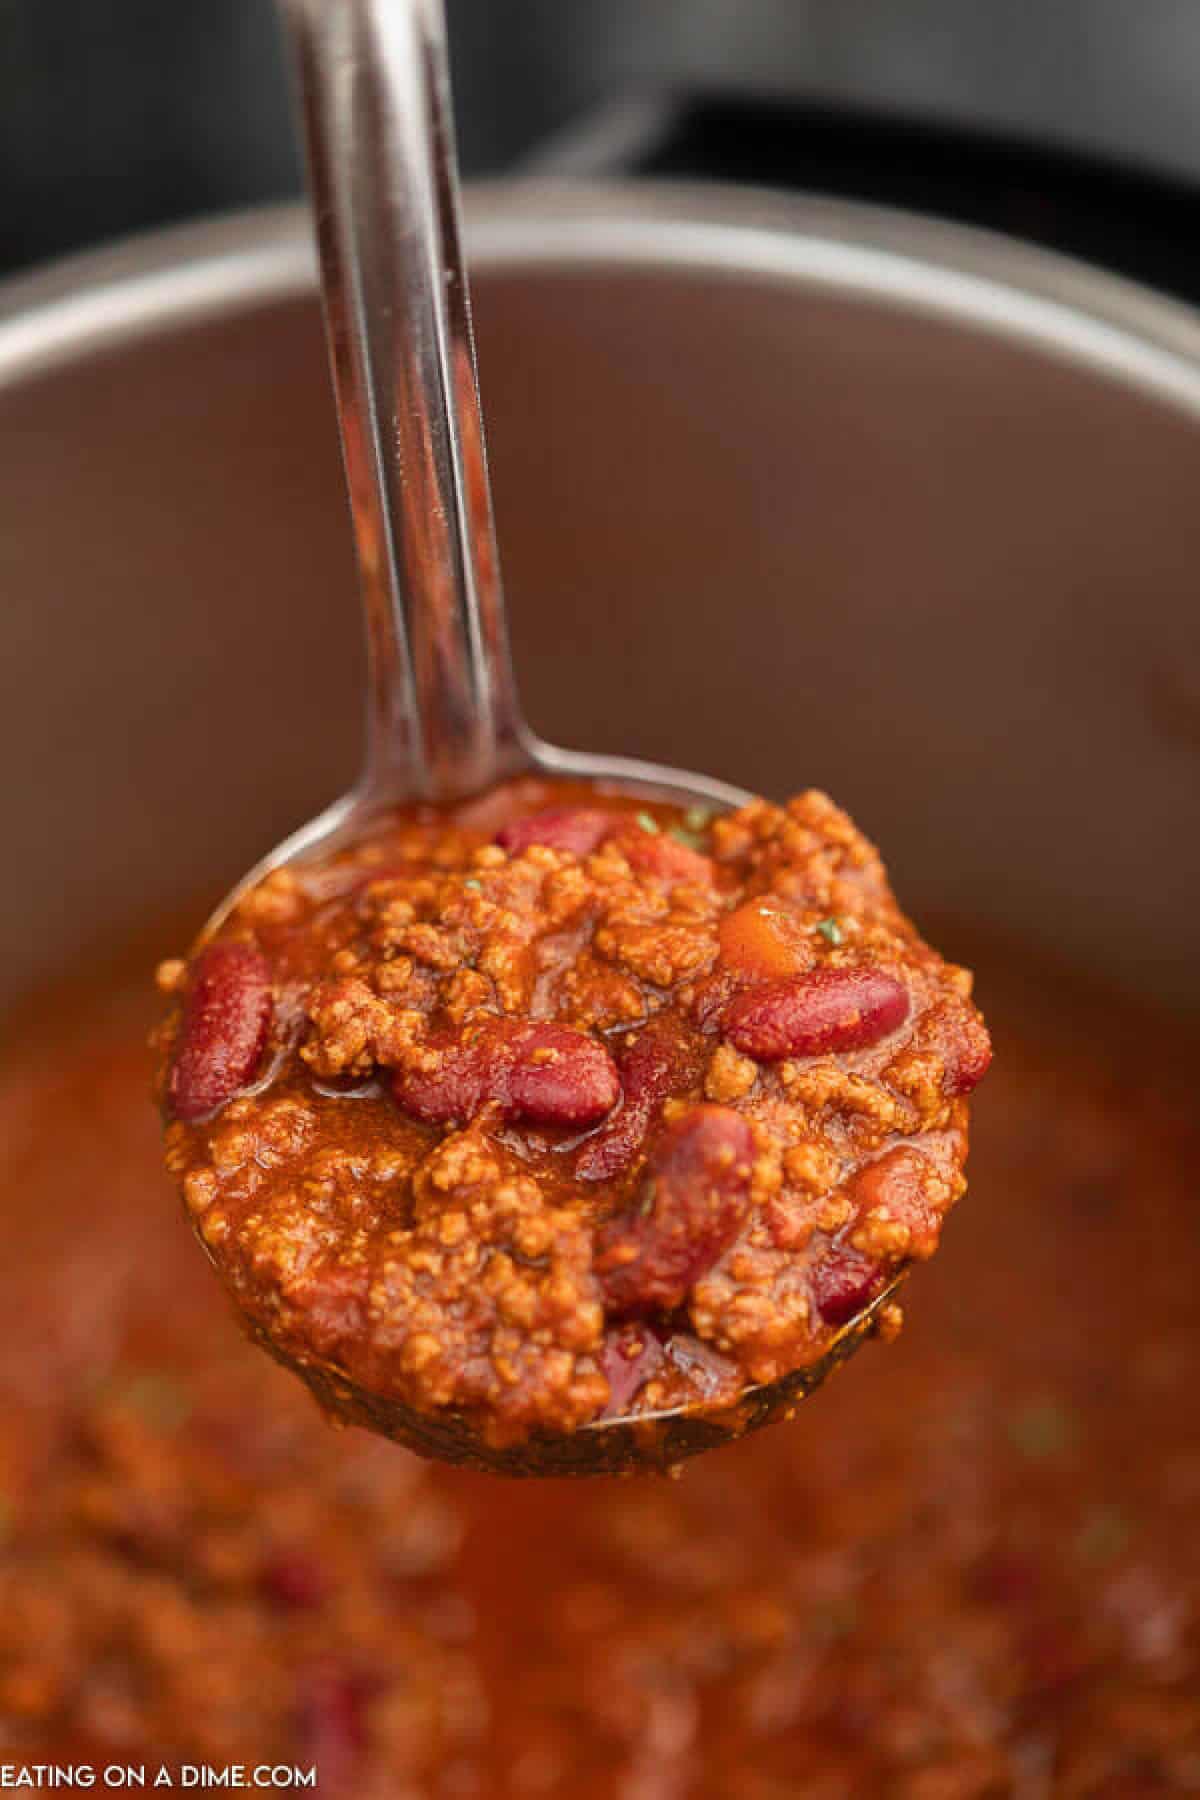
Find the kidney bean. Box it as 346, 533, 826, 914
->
495, 809, 612, 857
393, 1019, 619, 1128
616, 830, 714, 886
718, 901, 816, 982
594, 1105, 754, 1317
295, 1664, 372, 1794
575, 1018, 703, 1183
262, 1549, 329, 1611
391, 1033, 487, 1125
969, 1549, 1041, 1610
810, 1246, 886, 1326
504, 1023, 622, 1125
725, 967, 909, 1061
941, 1008, 993, 1095
598, 1322, 666, 1417
167, 941, 272, 1122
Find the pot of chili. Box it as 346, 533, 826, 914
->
0, 185, 1196, 1786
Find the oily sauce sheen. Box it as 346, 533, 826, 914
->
0, 924, 1196, 1790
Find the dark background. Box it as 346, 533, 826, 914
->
4, 0, 1200, 300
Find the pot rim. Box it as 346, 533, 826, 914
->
4, 179, 1200, 418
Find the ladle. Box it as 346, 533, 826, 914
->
209, 0, 902, 1475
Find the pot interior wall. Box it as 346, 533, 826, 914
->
2, 225, 1197, 1011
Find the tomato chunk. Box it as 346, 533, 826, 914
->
616, 830, 714, 885
718, 901, 815, 981
495, 809, 612, 857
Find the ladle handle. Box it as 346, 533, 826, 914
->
281, 0, 527, 802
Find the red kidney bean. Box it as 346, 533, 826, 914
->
295, 1664, 373, 1794
810, 1246, 886, 1326
504, 1023, 621, 1125
167, 941, 272, 1122
393, 1019, 619, 1128
262, 1549, 329, 1611
392, 1030, 488, 1123
575, 1018, 703, 1183
616, 829, 714, 886
495, 808, 612, 857
969, 1549, 1040, 1610
718, 901, 816, 982
594, 1105, 754, 1317
598, 1322, 666, 1417
725, 967, 909, 1061
941, 1008, 993, 1095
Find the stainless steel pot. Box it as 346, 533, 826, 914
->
1, 183, 1197, 1014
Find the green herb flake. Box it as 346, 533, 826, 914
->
810, 1595, 860, 1645
815, 917, 844, 947
1008, 1396, 1077, 1462
1075, 1504, 1131, 1563
636, 1180, 658, 1218
669, 826, 706, 851
463, 878, 482, 891
683, 805, 716, 834
115, 1370, 193, 1434
636, 811, 660, 835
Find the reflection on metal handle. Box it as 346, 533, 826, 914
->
281, 0, 527, 802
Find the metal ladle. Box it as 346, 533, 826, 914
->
213, 0, 902, 1475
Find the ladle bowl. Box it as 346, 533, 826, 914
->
253, 1278, 905, 1477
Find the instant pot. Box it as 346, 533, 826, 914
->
1, 182, 1197, 1020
